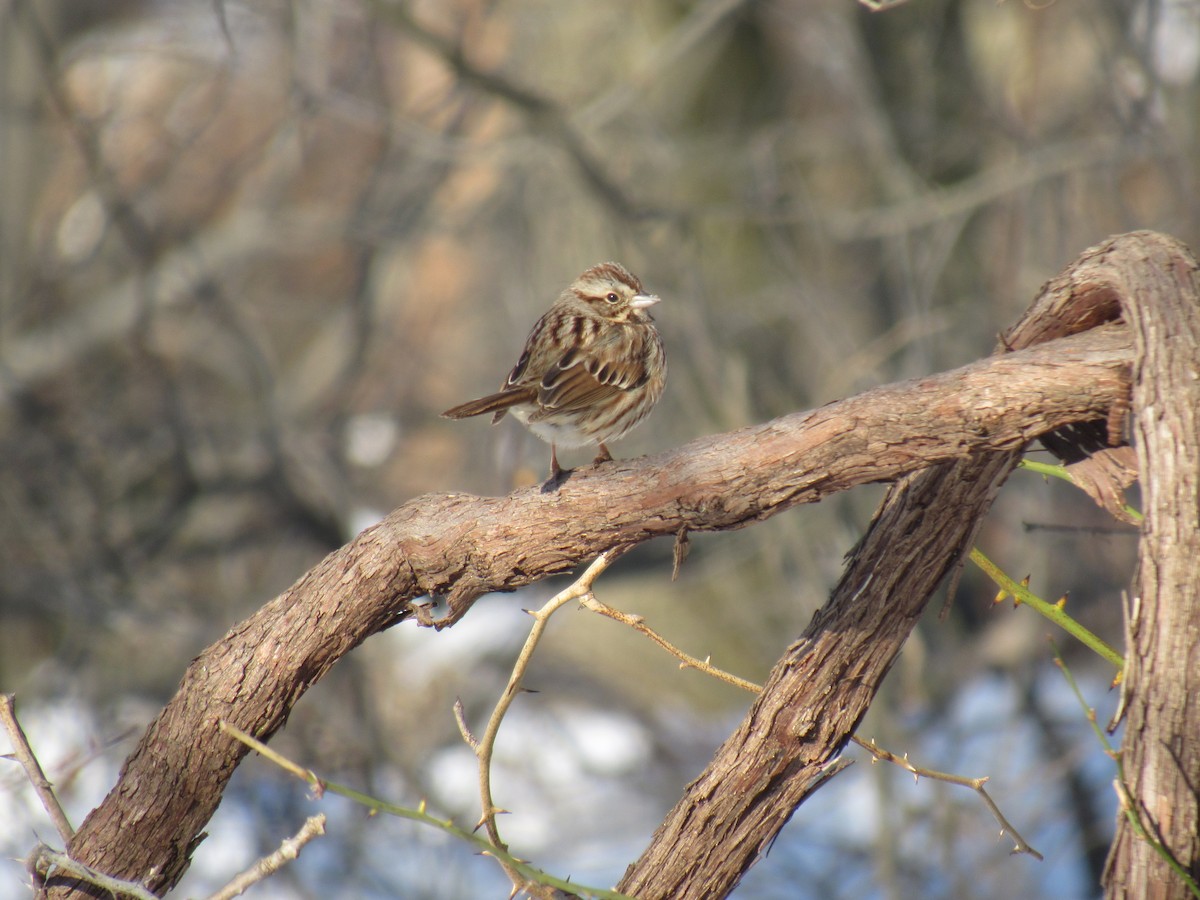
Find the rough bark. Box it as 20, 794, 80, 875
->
46, 330, 1128, 898
1101, 240, 1200, 896
615, 451, 1021, 899
47, 233, 1183, 899
616, 231, 1189, 898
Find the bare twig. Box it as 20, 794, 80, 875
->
568, 593, 1044, 861
852, 736, 1044, 860
1051, 643, 1200, 897
453, 698, 479, 750
579, 595, 760, 693
1, 694, 74, 843
27, 844, 158, 900
203, 814, 327, 900
223, 722, 629, 899
464, 547, 632, 895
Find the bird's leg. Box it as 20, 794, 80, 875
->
549, 443, 564, 481
592, 442, 613, 465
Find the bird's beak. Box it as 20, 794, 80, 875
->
630, 293, 660, 309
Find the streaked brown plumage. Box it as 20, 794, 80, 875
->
442, 262, 666, 480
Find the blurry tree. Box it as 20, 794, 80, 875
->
2, 0, 1197, 897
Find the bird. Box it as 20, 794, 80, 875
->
442, 262, 666, 482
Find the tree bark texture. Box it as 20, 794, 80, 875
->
614, 231, 1188, 899
1099, 240, 1200, 897
44, 232, 1193, 899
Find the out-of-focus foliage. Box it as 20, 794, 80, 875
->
0, 0, 1177, 895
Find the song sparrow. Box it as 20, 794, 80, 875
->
442, 262, 666, 480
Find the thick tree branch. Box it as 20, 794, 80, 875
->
47, 236, 1146, 897
616, 231, 1185, 898
1100, 238, 1200, 897
617, 452, 1024, 899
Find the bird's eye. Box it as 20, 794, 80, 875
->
605, 292, 620, 303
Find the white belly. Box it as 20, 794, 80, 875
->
509, 406, 593, 447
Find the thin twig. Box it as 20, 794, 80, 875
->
219, 721, 326, 793
579, 596, 761, 693
203, 814, 327, 900
1018, 458, 1143, 524
565, 602, 1043, 863
0, 694, 75, 842
468, 547, 632, 891
222, 722, 631, 899
27, 844, 159, 900
970, 546, 1125, 671
852, 736, 1044, 860
1051, 642, 1200, 897
453, 698, 479, 750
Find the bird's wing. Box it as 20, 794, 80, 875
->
536, 328, 650, 414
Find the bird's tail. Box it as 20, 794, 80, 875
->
441, 386, 536, 420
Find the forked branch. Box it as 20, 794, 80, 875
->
49, 232, 1173, 900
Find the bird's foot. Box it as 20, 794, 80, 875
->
542, 444, 571, 491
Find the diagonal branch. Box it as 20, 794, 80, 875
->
47, 233, 1146, 897
617, 231, 1186, 898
